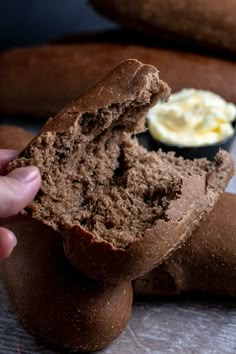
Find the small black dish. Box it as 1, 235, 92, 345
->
137, 121, 236, 161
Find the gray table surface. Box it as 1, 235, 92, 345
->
0, 119, 235, 354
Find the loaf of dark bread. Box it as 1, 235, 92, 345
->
9, 59, 234, 282
0, 216, 132, 352
90, 0, 236, 56
134, 193, 236, 297
0, 43, 236, 117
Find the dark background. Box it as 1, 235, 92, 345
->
0, 0, 115, 126
0, 0, 115, 50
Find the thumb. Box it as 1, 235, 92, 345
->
0, 166, 41, 218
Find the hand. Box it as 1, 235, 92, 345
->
0, 149, 41, 261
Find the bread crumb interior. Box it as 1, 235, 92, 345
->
13, 96, 212, 249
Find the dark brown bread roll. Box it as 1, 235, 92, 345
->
90, 0, 236, 56
1, 125, 236, 298
0, 216, 133, 352
134, 193, 236, 297
0, 43, 236, 117
0, 125, 34, 150
9, 59, 234, 282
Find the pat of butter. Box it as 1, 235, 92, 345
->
147, 89, 236, 147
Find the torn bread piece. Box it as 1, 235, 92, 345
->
9, 59, 234, 282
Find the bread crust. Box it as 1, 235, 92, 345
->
0, 215, 133, 352
0, 42, 236, 117
134, 193, 236, 297
90, 0, 236, 56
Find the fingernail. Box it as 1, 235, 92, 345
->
9, 166, 40, 184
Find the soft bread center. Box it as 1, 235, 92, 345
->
26, 130, 184, 248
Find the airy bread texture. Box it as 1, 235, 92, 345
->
0, 42, 236, 117
9, 59, 234, 282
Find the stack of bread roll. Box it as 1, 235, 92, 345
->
0, 1, 236, 352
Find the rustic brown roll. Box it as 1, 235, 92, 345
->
0, 125, 34, 150
90, 0, 236, 56
0, 216, 133, 352
8, 59, 234, 283
2, 125, 236, 298
0, 42, 236, 117
134, 193, 236, 297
